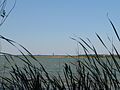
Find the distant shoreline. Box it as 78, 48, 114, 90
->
27, 54, 117, 59
4, 54, 118, 59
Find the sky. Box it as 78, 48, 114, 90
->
0, 0, 120, 55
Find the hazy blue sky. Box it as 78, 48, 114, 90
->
1, 0, 120, 55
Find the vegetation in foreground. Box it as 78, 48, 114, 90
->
0, 19, 119, 90
0, 0, 120, 90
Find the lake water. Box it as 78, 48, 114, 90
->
0, 55, 120, 78
0, 55, 80, 77
0, 55, 120, 89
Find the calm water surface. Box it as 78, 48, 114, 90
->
0, 55, 120, 77
0, 55, 79, 77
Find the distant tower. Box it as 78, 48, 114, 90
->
52, 53, 54, 56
